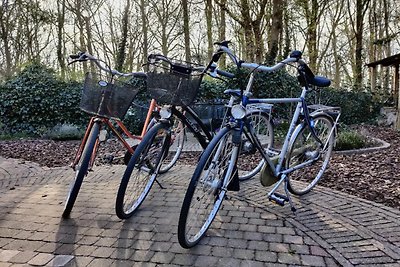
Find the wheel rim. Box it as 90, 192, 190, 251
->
159, 120, 185, 172
237, 112, 273, 180
122, 129, 167, 214
183, 131, 233, 244
287, 117, 334, 194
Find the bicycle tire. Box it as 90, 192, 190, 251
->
115, 122, 171, 219
286, 114, 335, 195
238, 111, 274, 181
178, 127, 238, 248
62, 122, 100, 218
158, 118, 185, 173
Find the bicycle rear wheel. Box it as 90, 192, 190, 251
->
115, 122, 170, 219
238, 111, 274, 181
178, 127, 238, 248
62, 121, 100, 218
286, 114, 335, 195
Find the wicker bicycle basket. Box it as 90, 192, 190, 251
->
146, 60, 204, 106
80, 72, 140, 120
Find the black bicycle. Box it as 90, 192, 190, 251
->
115, 53, 274, 219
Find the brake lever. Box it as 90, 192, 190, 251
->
67, 52, 88, 65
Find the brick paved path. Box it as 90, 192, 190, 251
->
0, 156, 399, 266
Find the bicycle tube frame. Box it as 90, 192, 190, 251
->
172, 105, 212, 149
240, 73, 321, 178
72, 117, 96, 168
141, 99, 157, 137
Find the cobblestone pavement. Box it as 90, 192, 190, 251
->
0, 156, 399, 266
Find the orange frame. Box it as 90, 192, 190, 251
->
71, 99, 158, 170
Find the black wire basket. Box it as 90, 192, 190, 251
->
80, 72, 140, 120
147, 59, 204, 106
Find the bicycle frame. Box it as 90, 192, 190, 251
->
71, 99, 158, 171
233, 72, 339, 196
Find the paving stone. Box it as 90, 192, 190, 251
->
283, 235, 303, 244
277, 252, 301, 265
27, 253, 54, 266
310, 245, 329, 256
86, 258, 113, 267
171, 253, 197, 265
254, 250, 278, 262
0, 250, 19, 262
193, 255, 219, 267
149, 251, 174, 264
300, 254, 326, 266
90, 246, 115, 258
130, 250, 154, 262
46, 255, 74, 266
233, 248, 255, 260
269, 243, 290, 253
9, 251, 37, 264
290, 244, 310, 254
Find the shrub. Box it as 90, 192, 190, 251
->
43, 123, 84, 140
0, 62, 86, 136
316, 87, 382, 125
335, 130, 367, 151
196, 67, 382, 125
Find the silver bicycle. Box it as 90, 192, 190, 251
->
178, 41, 341, 248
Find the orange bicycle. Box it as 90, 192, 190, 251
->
62, 52, 184, 218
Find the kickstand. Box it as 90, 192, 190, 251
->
284, 179, 297, 213
154, 179, 165, 189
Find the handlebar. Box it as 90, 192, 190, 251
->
211, 41, 331, 87
147, 53, 235, 80
68, 52, 147, 78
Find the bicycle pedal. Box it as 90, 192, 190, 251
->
269, 193, 288, 206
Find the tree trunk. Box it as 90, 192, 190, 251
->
205, 0, 213, 60
139, 0, 148, 69
240, 0, 255, 61
354, 0, 370, 90
57, 0, 66, 78
218, 0, 226, 67
266, 0, 284, 64
116, 0, 130, 71
182, 0, 191, 62
0, 0, 12, 77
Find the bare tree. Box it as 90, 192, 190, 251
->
116, 0, 131, 71
182, 0, 191, 62
149, 0, 182, 57
266, 0, 285, 64
216, 0, 268, 62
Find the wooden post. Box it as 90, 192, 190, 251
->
370, 66, 377, 92
395, 64, 400, 129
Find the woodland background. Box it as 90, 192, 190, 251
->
0, 0, 399, 90
0, 0, 399, 136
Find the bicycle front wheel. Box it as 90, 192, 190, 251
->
115, 122, 171, 219
286, 114, 335, 195
158, 118, 185, 173
178, 127, 238, 248
62, 121, 100, 218
238, 111, 274, 181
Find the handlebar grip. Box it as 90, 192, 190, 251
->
216, 69, 235, 79
290, 50, 302, 59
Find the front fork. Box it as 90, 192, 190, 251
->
71, 118, 101, 171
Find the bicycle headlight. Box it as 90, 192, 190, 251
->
160, 106, 172, 119
231, 104, 246, 119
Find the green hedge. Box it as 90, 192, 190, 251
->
196, 67, 382, 125
0, 62, 86, 136
0, 62, 383, 138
